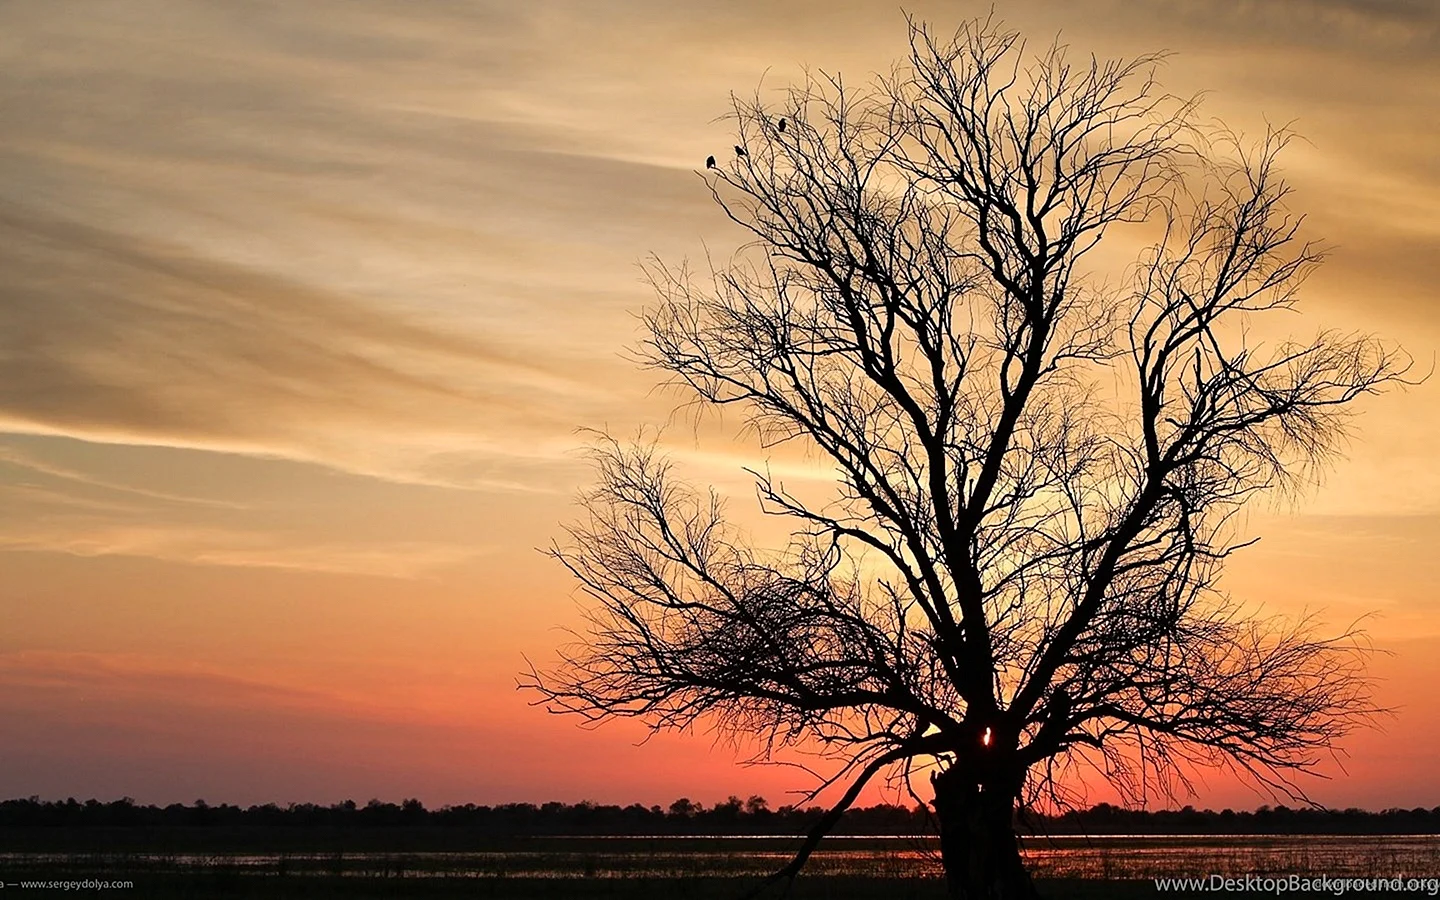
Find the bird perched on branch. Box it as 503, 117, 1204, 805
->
777, 118, 787, 133
734, 145, 747, 158
705, 155, 716, 169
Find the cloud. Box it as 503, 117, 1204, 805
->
0, 519, 485, 579
0, 207, 609, 487
0, 0, 1430, 509
0, 0, 709, 490
0, 651, 344, 716
2, 0, 1431, 476
0, 443, 248, 509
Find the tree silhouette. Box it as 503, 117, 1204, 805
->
526, 17, 1409, 899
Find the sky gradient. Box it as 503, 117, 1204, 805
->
1, 0, 1437, 812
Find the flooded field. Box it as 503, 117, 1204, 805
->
4, 834, 1438, 881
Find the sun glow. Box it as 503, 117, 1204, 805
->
982, 727, 992, 747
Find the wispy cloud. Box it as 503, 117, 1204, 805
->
0, 444, 247, 509
0, 651, 344, 714
0, 522, 485, 579
0, 207, 612, 483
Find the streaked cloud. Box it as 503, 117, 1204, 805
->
0, 208, 612, 487
0, 523, 484, 579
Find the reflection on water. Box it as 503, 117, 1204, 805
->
1021, 835, 1440, 879
3, 835, 1438, 880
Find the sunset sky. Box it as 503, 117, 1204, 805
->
1, 0, 1437, 813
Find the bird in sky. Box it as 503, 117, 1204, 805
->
705, 155, 716, 169
734, 145, 747, 158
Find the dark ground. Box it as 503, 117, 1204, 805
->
0, 875, 1291, 899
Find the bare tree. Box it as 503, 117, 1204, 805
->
524, 17, 1409, 899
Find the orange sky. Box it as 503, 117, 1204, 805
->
0, 0, 1437, 812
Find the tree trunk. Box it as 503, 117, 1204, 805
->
931, 766, 1037, 900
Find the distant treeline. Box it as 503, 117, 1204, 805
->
4, 796, 1440, 835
